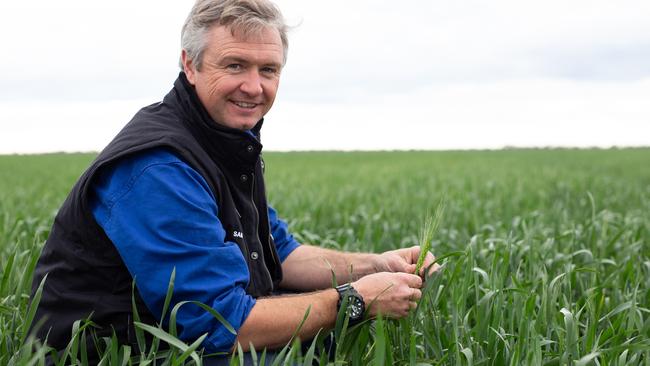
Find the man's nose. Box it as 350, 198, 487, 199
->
239, 69, 263, 96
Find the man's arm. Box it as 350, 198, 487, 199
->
279, 245, 380, 291
279, 244, 440, 291
235, 289, 338, 351
235, 271, 423, 351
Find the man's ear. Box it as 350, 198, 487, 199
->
181, 49, 197, 85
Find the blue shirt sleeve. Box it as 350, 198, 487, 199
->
267, 205, 300, 261
89, 148, 255, 353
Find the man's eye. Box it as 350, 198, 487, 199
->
261, 67, 278, 75
226, 64, 242, 71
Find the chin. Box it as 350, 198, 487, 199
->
218, 120, 255, 131
238, 121, 258, 131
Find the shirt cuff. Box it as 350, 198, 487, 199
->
203, 287, 257, 353
277, 240, 300, 262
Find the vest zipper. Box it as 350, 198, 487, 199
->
249, 172, 261, 293
250, 173, 260, 242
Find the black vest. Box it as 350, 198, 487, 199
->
30, 72, 283, 352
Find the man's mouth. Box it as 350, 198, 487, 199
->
232, 101, 258, 109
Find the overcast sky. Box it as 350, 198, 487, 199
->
1, 0, 649, 153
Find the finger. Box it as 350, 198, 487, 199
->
399, 272, 423, 288
406, 288, 421, 302
407, 263, 417, 274
409, 301, 418, 310
410, 245, 421, 263
411, 288, 422, 301
388, 254, 413, 273
394, 261, 413, 274
427, 261, 441, 275
387, 310, 402, 319
399, 309, 410, 319
418, 252, 436, 275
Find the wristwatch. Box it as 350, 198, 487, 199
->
335, 283, 365, 325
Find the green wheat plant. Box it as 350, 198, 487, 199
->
414, 196, 446, 276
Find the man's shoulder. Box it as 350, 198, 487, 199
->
101, 147, 187, 176
90, 147, 216, 219
122, 147, 185, 170
93, 147, 197, 194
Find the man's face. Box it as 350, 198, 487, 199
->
182, 25, 284, 130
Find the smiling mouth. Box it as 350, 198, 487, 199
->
231, 100, 258, 109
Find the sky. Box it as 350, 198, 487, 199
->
1, 0, 649, 153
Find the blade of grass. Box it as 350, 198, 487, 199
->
134, 321, 201, 365
160, 267, 176, 325
20, 273, 47, 346
170, 300, 236, 337
130, 279, 147, 357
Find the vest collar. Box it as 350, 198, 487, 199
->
166, 72, 263, 170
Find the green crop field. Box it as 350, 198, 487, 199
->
1, 149, 649, 365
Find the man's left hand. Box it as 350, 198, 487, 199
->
374, 245, 440, 279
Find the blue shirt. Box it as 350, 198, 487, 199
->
89, 147, 300, 352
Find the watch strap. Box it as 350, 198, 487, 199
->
335, 283, 365, 325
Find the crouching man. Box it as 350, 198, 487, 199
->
30, 0, 439, 363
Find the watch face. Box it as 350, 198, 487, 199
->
347, 295, 364, 319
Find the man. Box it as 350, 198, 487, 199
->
30, 0, 439, 361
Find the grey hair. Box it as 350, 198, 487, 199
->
180, 0, 289, 70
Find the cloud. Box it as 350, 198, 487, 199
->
1, 0, 649, 152
3, 0, 650, 103
276, 0, 650, 103
0, 0, 186, 101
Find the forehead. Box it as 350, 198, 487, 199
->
203, 25, 284, 64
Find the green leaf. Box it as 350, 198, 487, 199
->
461, 347, 473, 365
175, 334, 206, 365
236, 340, 245, 366
302, 330, 321, 366
472, 267, 489, 283
133, 321, 202, 365
249, 342, 258, 366
119, 345, 131, 366
574, 352, 600, 366
170, 300, 236, 336
374, 314, 386, 366
0, 251, 15, 294
560, 308, 578, 362
20, 273, 47, 346
161, 267, 176, 325
599, 301, 634, 323
130, 278, 147, 356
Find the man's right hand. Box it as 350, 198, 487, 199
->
352, 272, 423, 319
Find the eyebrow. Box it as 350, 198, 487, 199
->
221, 56, 248, 65
221, 56, 282, 69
